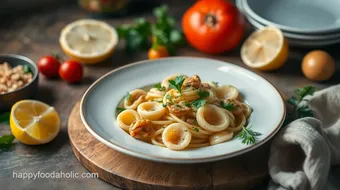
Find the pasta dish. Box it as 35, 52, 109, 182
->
115, 74, 252, 150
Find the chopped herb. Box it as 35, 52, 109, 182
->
169, 75, 185, 94
212, 81, 219, 87
175, 104, 183, 108
116, 108, 126, 113
184, 102, 191, 107
197, 89, 210, 99
0, 135, 15, 150
153, 83, 165, 91
220, 101, 235, 111
236, 126, 262, 145
162, 103, 167, 107
0, 112, 10, 124
23, 65, 31, 74
125, 92, 131, 101
184, 130, 188, 132
165, 94, 171, 100
287, 86, 316, 119
191, 99, 206, 109
156, 100, 163, 103
193, 127, 199, 132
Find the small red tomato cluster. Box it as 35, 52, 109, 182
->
37, 56, 83, 83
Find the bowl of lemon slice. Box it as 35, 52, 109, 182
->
59, 19, 119, 64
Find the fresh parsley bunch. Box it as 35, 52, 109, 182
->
287, 86, 316, 118
117, 5, 184, 55
0, 112, 15, 150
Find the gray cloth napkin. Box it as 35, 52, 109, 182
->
268, 85, 340, 190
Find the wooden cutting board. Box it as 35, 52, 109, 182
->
68, 102, 270, 190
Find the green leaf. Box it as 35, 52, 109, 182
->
0, 135, 15, 150
125, 92, 131, 101
153, 83, 165, 91
296, 86, 316, 101
153, 5, 168, 20
116, 24, 131, 38
297, 105, 314, 118
220, 101, 235, 111
0, 112, 10, 124
168, 75, 185, 94
116, 108, 126, 114
191, 99, 206, 109
169, 29, 184, 45
197, 89, 209, 99
236, 126, 262, 145
23, 65, 31, 74
287, 96, 299, 107
193, 127, 199, 132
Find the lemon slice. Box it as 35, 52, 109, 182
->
241, 27, 289, 71
59, 19, 118, 64
9, 100, 61, 145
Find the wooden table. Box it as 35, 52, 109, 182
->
1, 0, 339, 189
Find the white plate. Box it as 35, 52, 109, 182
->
80, 57, 285, 164
237, 0, 340, 40
243, 0, 340, 34
247, 15, 340, 47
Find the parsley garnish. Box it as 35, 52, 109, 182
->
193, 127, 199, 132
191, 99, 206, 109
197, 89, 209, 99
220, 101, 235, 111
236, 126, 262, 145
212, 81, 219, 87
23, 65, 31, 74
116, 108, 126, 113
153, 83, 165, 91
287, 86, 316, 118
125, 92, 131, 101
169, 76, 185, 94
0, 112, 10, 124
0, 135, 15, 150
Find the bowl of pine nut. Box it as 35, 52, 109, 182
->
0, 54, 39, 112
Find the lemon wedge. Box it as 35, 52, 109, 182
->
9, 100, 61, 145
241, 27, 289, 71
59, 19, 118, 64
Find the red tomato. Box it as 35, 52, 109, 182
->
59, 60, 83, 83
182, 0, 245, 54
37, 56, 61, 78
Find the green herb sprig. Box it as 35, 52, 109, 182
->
287, 86, 316, 118
220, 101, 235, 111
153, 83, 165, 91
0, 135, 15, 150
117, 5, 184, 55
169, 76, 185, 94
236, 126, 262, 145
125, 92, 131, 101
0, 112, 10, 124
197, 89, 209, 99
116, 108, 126, 114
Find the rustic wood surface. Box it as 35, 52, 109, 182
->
1, 0, 340, 190
69, 102, 270, 190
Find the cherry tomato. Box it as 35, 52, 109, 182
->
182, 0, 245, 54
59, 60, 83, 83
37, 56, 61, 78
148, 46, 169, 59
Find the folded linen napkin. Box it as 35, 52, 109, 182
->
268, 84, 340, 190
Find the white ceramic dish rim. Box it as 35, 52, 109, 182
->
248, 16, 340, 47
80, 57, 286, 164
242, 0, 340, 34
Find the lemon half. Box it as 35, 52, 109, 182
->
10, 100, 61, 145
241, 27, 289, 71
59, 19, 118, 64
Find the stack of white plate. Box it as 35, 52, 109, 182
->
236, 0, 340, 47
